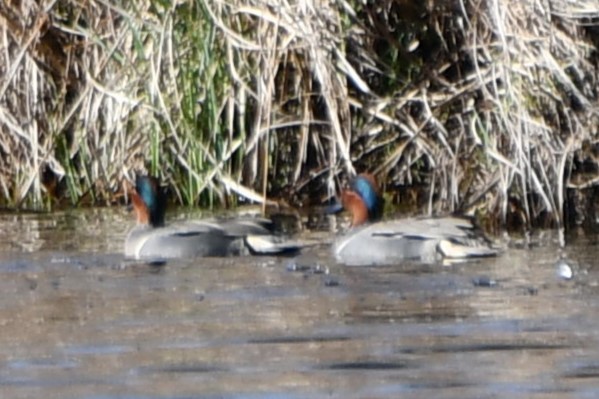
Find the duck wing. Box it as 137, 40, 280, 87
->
370, 217, 498, 258
194, 217, 307, 254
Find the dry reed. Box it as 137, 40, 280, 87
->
0, 0, 597, 232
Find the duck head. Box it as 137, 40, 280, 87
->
130, 175, 166, 227
329, 173, 384, 226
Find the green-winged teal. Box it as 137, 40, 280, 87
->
125, 175, 301, 260
330, 174, 499, 265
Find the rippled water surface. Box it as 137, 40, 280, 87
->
1, 209, 599, 399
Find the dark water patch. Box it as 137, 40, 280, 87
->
0, 258, 32, 272
323, 360, 411, 370
84, 397, 302, 399
247, 334, 352, 345
400, 380, 477, 390
208, 285, 309, 302
471, 275, 499, 287
64, 344, 135, 356
517, 317, 589, 333
138, 364, 228, 374
399, 342, 572, 355
346, 309, 473, 324
563, 363, 599, 379
0, 252, 124, 274
83, 396, 264, 399
7, 357, 78, 369
0, 376, 119, 388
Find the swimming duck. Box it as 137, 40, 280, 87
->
125, 175, 302, 260
330, 174, 499, 265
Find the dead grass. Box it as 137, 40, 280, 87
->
0, 0, 598, 232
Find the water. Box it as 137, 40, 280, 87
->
0, 209, 599, 398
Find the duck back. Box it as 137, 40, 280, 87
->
334, 217, 498, 266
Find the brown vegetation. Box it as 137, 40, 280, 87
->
0, 1, 598, 232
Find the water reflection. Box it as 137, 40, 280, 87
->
0, 210, 598, 398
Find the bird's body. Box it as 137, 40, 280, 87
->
332, 174, 499, 265
125, 176, 301, 260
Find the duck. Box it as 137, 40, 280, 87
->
125, 175, 302, 260
330, 174, 499, 266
